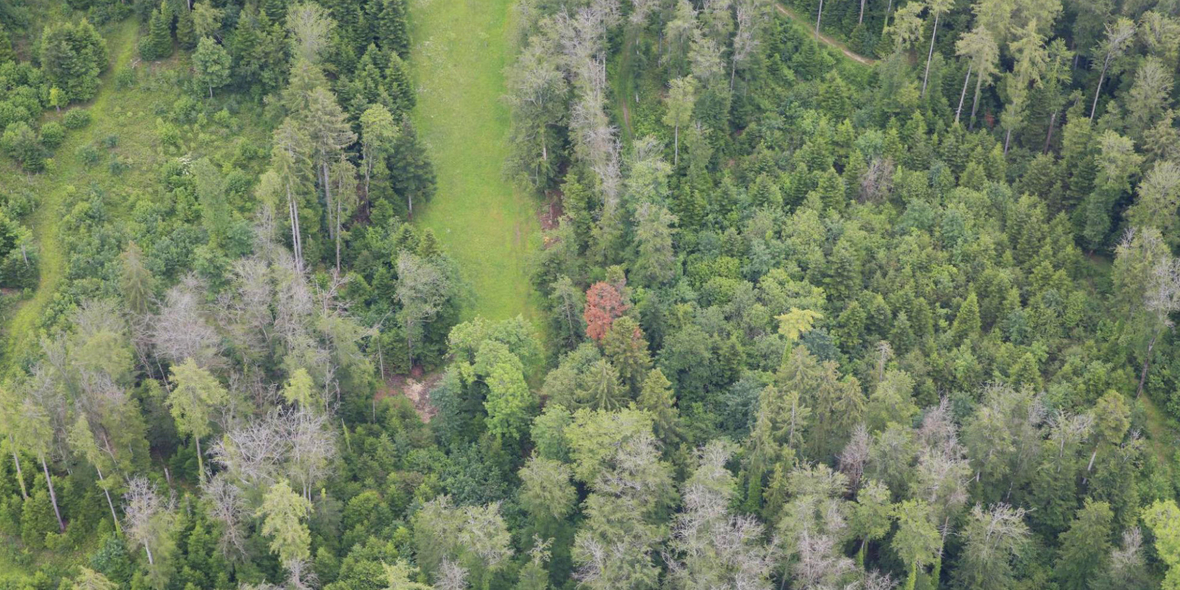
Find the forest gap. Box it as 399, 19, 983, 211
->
409, 0, 542, 323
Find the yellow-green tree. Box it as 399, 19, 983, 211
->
167, 358, 228, 480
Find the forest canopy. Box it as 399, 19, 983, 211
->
1, 0, 1180, 588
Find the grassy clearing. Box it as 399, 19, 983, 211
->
2, 19, 140, 374
408, 0, 542, 325
1, 19, 270, 375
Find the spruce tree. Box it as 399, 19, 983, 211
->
146, 4, 174, 60
176, 8, 196, 50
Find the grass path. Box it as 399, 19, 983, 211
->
1139, 391, 1178, 478
2, 19, 138, 374
775, 3, 877, 65
408, 0, 542, 324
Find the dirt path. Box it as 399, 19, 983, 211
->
775, 3, 877, 66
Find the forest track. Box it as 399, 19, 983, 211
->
1, 19, 138, 375
409, 0, 543, 324
774, 3, 877, 66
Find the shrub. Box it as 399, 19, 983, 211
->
38, 121, 64, 149
115, 67, 137, 89
101, 134, 118, 149
108, 156, 130, 176
2, 122, 45, 172
76, 144, 101, 167
62, 109, 92, 129
171, 95, 199, 124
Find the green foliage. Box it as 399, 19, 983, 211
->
1144, 499, 1180, 590
6, 1, 1180, 589
258, 480, 313, 564
41, 19, 107, 103
62, 109, 92, 130
1055, 499, 1114, 590
191, 37, 230, 98
143, 4, 174, 61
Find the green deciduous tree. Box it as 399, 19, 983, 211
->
192, 37, 231, 98
955, 26, 999, 127
1144, 499, 1180, 590
360, 103, 399, 206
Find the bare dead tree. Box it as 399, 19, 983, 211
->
860, 157, 894, 203
436, 560, 469, 590
286, 408, 336, 502
216, 257, 275, 360
667, 440, 777, 590
153, 277, 222, 368
839, 424, 870, 491
201, 475, 249, 560
123, 477, 174, 567
1137, 254, 1180, 397
731, 0, 767, 90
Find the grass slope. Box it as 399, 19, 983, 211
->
408, 0, 542, 324
2, 19, 139, 375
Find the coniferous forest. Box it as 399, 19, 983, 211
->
3, 0, 1180, 588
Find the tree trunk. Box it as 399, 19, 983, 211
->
321, 161, 334, 242
730, 57, 738, 91
921, 13, 940, 98
144, 541, 155, 566
408, 192, 413, 221
363, 153, 372, 205
96, 466, 120, 533
209, 85, 213, 99
673, 123, 679, 166
9, 437, 27, 500
195, 435, 204, 482
955, 64, 972, 125
335, 192, 342, 274
1004, 127, 1012, 155
41, 455, 65, 533
378, 337, 385, 381
287, 184, 303, 273
1043, 110, 1057, 153
969, 73, 983, 130
859, 0, 866, 24
1137, 329, 1160, 398
1090, 65, 1108, 122
882, 0, 894, 36
815, 0, 825, 39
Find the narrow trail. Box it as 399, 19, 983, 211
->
774, 3, 877, 65
409, 0, 542, 324
2, 20, 138, 374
